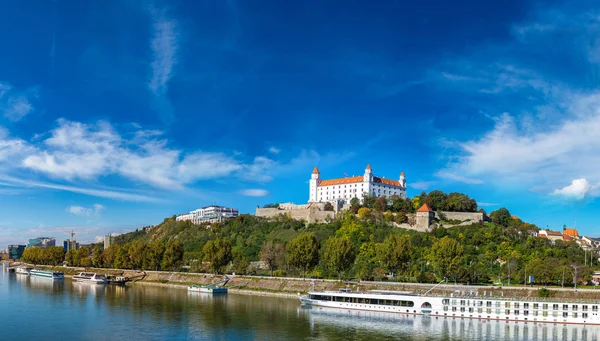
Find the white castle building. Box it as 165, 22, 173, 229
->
309, 164, 406, 204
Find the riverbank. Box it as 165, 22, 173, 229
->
17, 263, 600, 301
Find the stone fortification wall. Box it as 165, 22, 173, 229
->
256, 204, 334, 223
436, 211, 484, 224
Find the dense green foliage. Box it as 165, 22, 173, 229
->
20, 190, 596, 286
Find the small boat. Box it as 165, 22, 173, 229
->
5, 267, 15, 273
30, 269, 64, 280
188, 285, 228, 294
107, 275, 129, 285
73, 272, 108, 284
15, 266, 33, 275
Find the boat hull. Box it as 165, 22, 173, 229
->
30, 270, 64, 280
188, 286, 228, 294
300, 290, 600, 326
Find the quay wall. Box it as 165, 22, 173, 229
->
27, 264, 600, 301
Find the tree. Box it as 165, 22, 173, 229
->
377, 235, 413, 280
128, 240, 147, 269
46, 246, 66, 266
490, 208, 512, 227
286, 233, 320, 278
357, 207, 371, 219
430, 237, 464, 280
22, 247, 42, 265
323, 202, 334, 211
375, 197, 387, 212
161, 240, 184, 271
444, 192, 477, 212
203, 239, 232, 274
424, 190, 447, 211
349, 197, 361, 214
323, 236, 356, 280
146, 241, 165, 271
411, 196, 422, 212
362, 194, 377, 209
259, 241, 285, 276
114, 244, 131, 269
102, 244, 120, 268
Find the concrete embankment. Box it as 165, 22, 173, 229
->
25, 264, 600, 301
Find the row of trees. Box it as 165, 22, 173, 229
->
20, 204, 593, 286
22, 246, 65, 266
348, 190, 478, 215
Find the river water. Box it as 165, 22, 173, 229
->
1, 270, 600, 341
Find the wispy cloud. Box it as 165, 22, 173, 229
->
239, 189, 270, 197
67, 203, 105, 216
268, 146, 280, 154
0, 81, 37, 121
436, 171, 484, 185
433, 5, 600, 200
477, 202, 499, 207
409, 181, 436, 191
148, 6, 178, 122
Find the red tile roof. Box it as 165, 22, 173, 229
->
417, 204, 433, 212
373, 176, 401, 186
563, 228, 579, 237
318, 176, 363, 186
318, 176, 403, 187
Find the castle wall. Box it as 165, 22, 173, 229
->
436, 211, 484, 224
255, 206, 334, 223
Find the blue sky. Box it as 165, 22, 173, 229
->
1, 0, 599, 246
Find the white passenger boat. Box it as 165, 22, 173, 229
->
188, 285, 228, 294
73, 272, 108, 284
30, 269, 64, 280
15, 266, 33, 275
299, 287, 600, 325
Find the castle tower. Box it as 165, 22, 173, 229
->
400, 171, 406, 188
363, 164, 373, 182
309, 167, 321, 202
416, 204, 434, 231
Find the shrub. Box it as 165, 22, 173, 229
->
538, 288, 552, 298
273, 269, 287, 277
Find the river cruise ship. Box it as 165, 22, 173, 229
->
30, 269, 64, 280
299, 288, 600, 325
15, 266, 33, 275
73, 272, 108, 284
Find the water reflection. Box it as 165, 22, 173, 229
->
300, 306, 600, 341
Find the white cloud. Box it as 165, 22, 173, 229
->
552, 178, 599, 200
20, 119, 247, 189
436, 171, 484, 185
67, 203, 105, 216
476, 202, 499, 207
268, 146, 280, 154
0, 81, 37, 121
239, 189, 270, 197
409, 181, 436, 191
148, 8, 178, 95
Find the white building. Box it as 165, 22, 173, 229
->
309, 164, 406, 204
176, 205, 239, 224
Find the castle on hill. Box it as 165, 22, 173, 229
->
309, 164, 407, 204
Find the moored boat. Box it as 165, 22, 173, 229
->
15, 266, 33, 275
30, 269, 64, 280
299, 288, 600, 325
188, 285, 228, 294
73, 272, 108, 284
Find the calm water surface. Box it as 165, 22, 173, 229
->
2, 269, 600, 341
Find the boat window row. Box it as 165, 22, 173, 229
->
310, 295, 414, 307
443, 307, 591, 319
443, 300, 598, 312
